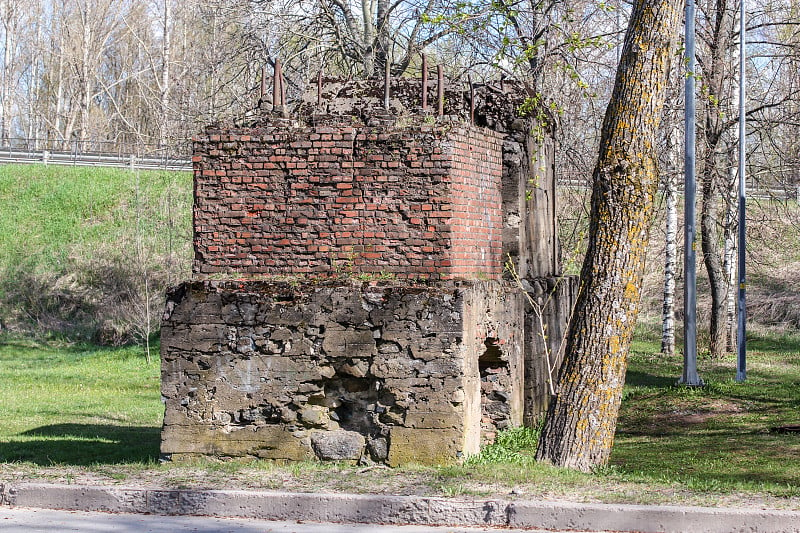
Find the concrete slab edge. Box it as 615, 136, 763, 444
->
2, 483, 800, 533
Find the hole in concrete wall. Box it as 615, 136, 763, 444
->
479, 337, 511, 445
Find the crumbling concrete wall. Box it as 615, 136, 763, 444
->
522, 276, 579, 424
161, 280, 523, 464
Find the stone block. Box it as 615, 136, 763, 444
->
161, 425, 313, 461
321, 328, 376, 358
403, 410, 462, 429
387, 427, 463, 466
310, 430, 366, 461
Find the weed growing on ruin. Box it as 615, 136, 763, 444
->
354, 271, 396, 282
465, 425, 542, 466
504, 256, 577, 397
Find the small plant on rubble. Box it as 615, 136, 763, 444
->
465, 424, 542, 465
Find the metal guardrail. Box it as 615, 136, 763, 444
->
0, 145, 191, 172
1, 143, 796, 201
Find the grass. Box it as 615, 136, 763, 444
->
612, 334, 800, 497
0, 164, 192, 340
0, 335, 162, 465
0, 164, 190, 274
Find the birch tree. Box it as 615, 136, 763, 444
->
535, 0, 683, 472
661, 121, 681, 356
0, 0, 24, 144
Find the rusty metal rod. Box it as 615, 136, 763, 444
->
272, 59, 281, 107
384, 61, 391, 110
437, 65, 444, 116
317, 70, 323, 106
468, 74, 474, 125
421, 54, 428, 110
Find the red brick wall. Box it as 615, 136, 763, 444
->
192, 121, 503, 280
447, 129, 504, 279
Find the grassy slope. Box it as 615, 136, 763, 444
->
0, 164, 188, 270
0, 164, 192, 337
559, 187, 800, 331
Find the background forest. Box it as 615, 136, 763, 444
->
0, 0, 798, 356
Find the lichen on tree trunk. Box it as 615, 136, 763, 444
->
535, 0, 683, 472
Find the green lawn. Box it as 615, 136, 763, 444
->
612, 331, 800, 496
0, 337, 161, 465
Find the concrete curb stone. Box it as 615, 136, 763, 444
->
2, 483, 800, 532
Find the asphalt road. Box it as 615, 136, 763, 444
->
0, 507, 598, 533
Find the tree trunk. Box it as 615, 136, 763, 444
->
79, 6, 92, 144
535, 0, 682, 472
159, 0, 172, 149
374, 0, 390, 76
698, 0, 735, 358
361, 0, 375, 76
27, 2, 43, 149
700, 166, 727, 358
0, 0, 18, 146
723, 167, 737, 352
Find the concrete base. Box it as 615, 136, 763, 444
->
160, 280, 524, 465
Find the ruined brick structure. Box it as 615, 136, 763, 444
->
160, 77, 578, 464
192, 122, 504, 280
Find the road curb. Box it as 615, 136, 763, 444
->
2, 483, 800, 532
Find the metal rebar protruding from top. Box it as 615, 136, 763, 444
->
468, 74, 474, 125
421, 54, 428, 110
317, 70, 323, 107
384, 61, 391, 110
437, 65, 444, 116
273, 59, 281, 107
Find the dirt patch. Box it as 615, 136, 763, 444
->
658, 399, 745, 427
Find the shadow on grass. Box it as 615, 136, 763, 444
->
0, 424, 160, 465
624, 369, 677, 388
747, 332, 800, 354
